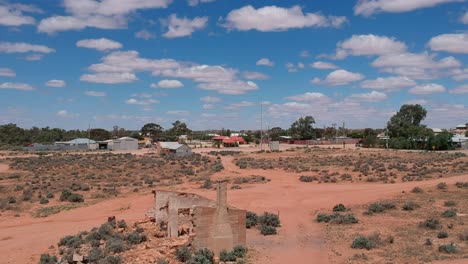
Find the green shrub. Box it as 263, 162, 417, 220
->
246, 211, 258, 228
437, 231, 448, 239
7, 196, 16, 204
419, 218, 441, 229
317, 213, 331, 223
67, 193, 84, 203
455, 182, 468, 188
437, 182, 447, 190
260, 224, 277, 235
187, 248, 214, 264
157, 259, 169, 264
96, 223, 115, 240
126, 231, 146, 245
411, 187, 423, 193
425, 238, 432, 245
105, 237, 127, 253
402, 201, 419, 211
40, 196, 49, 204
103, 255, 121, 264
351, 236, 373, 250
176, 246, 192, 262
201, 179, 212, 189
333, 204, 346, 212
442, 209, 457, 218
117, 220, 127, 229
87, 247, 102, 262
366, 202, 395, 214
232, 245, 247, 258
438, 243, 457, 254
39, 254, 57, 264
299, 176, 314, 182
58, 235, 82, 248
258, 212, 280, 227
220, 250, 237, 262
59, 190, 72, 201
459, 230, 468, 241
46, 192, 54, 199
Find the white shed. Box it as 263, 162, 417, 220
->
159, 142, 192, 157
111, 137, 138, 151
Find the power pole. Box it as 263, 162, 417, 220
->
260, 102, 263, 151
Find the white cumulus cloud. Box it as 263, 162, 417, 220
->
0, 3, 40, 26
56, 110, 79, 118
162, 14, 208, 38
449, 85, 468, 94
154, 79, 184, 88
354, 0, 465, 16
428, 33, 468, 54
45, 79, 66, 87
256, 58, 274, 67
312, 69, 364, 86
409, 83, 446, 94
135, 29, 155, 40
334, 34, 407, 59
310, 61, 338, 70
0, 68, 15, 77
361, 76, 416, 91
224, 5, 347, 31
349, 91, 388, 102
243, 71, 269, 80
76, 38, 122, 51
81, 72, 138, 84
0, 42, 55, 53
0, 82, 34, 91
85, 91, 107, 97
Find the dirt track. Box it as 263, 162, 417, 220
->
1, 155, 467, 263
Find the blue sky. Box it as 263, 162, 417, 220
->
0, 0, 467, 131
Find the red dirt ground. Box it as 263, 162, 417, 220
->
1, 153, 467, 264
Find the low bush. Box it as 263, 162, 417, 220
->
188, 248, 214, 264
126, 231, 146, 245
176, 246, 192, 262
104, 255, 121, 264
402, 201, 419, 211
40, 196, 49, 204
438, 243, 457, 254
220, 250, 236, 262
117, 220, 127, 229
258, 212, 280, 227
157, 259, 169, 264
437, 182, 447, 190
299, 176, 315, 182
442, 209, 457, 218
260, 224, 277, 235
419, 218, 441, 229
425, 238, 432, 246
455, 182, 468, 188
351, 236, 374, 250
316, 212, 358, 224
246, 211, 258, 228
39, 254, 57, 264
437, 231, 448, 239
333, 204, 346, 212
58, 235, 82, 248
459, 230, 468, 241
411, 187, 423, 193
232, 245, 248, 258
365, 202, 395, 214
201, 179, 212, 189
105, 237, 127, 253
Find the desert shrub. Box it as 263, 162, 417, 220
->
201, 179, 212, 189
22, 189, 33, 201
402, 201, 419, 211
425, 238, 432, 245
317, 213, 358, 224
260, 224, 277, 235
7, 196, 16, 204
157, 259, 169, 264
258, 212, 280, 227
411, 187, 423, 193
105, 237, 126, 253
459, 230, 468, 241
333, 204, 346, 212
437, 182, 447, 190
351, 236, 373, 250
420, 218, 441, 229
103, 255, 121, 264
81, 185, 90, 191
46, 192, 54, 198
40, 196, 49, 204
455, 182, 468, 188
246, 211, 258, 228
39, 254, 57, 264
299, 176, 314, 182
136, 227, 144, 233
87, 247, 102, 262
176, 246, 192, 262
317, 213, 331, 223
59, 189, 72, 201
442, 209, 457, 218
97, 223, 115, 240
126, 231, 146, 245
58, 235, 82, 248
67, 193, 84, 203
437, 231, 448, 239
220, 250, 237, 262
366, 202, 396, 214
212, 162, 224, 172
187, 248, 214, 264
444, 200, 457, 207
117, 220, 127, 229
232, 245, 247, 258
438, 243, 457, 254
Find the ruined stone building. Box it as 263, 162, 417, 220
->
151, 181, 246, 254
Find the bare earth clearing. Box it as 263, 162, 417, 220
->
0, 146, 467, 263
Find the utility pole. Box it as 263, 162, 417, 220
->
332, 123, 337, 144
260, 102, 263, 151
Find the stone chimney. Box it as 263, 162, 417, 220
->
216, 180, 227, 208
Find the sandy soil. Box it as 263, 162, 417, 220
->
1, 154, 467, 264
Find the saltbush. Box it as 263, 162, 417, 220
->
442, 209, 457, 218
176, 246, 192, 262
258, 212, 280, 227
419, 218, 441, 229
333, 204, 346, 212
39, 254, 57, 264
260, 224, 277, 235
439, 243, 457, 254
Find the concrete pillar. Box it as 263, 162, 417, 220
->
216, 180, 227, 208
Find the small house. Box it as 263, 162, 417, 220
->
159, 142, 192, 157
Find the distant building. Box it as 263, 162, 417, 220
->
159, 142, 192, 157
431, 128, 443, 134
456, 124, 467, 130
97, 137, 138, 151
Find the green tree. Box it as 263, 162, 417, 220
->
269, 127, 286, 140
427, 131, 454, 150
290, 116, 316, 140
141, 123, 164, 141
168, 120, 191, 137
89, 128, 111, 141
361, 128, 378, 148
387, 104, 432, 149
